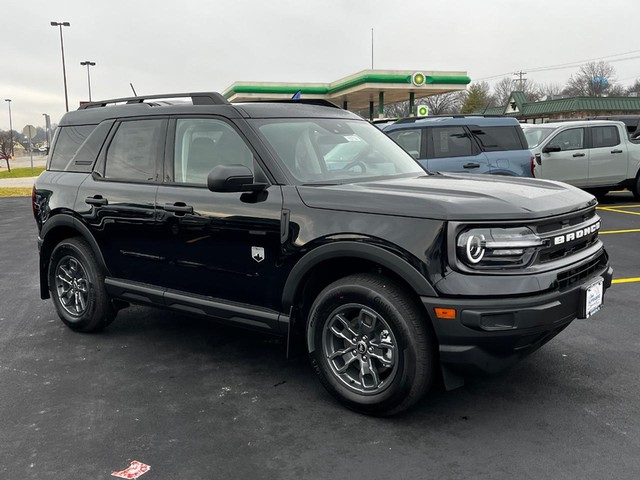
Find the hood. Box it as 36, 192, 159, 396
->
296, 173, 596, 221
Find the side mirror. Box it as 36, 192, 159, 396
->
207, 164, 267, 193
542, 145, 561, 154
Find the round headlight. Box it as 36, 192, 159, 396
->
465, 234, 485, 264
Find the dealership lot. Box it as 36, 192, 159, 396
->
1, 194, 639, 479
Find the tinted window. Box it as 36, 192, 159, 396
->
549, 128, 584, 151
49, 125, 96, 171
591, 126, 620, 148
387, 128, 422, 158
173, 118, 254, 184
104, 120, 164, 181
470, 126, 524, 151
430, 126, 473, 158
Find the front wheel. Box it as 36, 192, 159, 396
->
308, 273, 435, 415
48, 237, 116, 332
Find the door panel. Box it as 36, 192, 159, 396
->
538, 128, 589, 186
587, 126, 628, 186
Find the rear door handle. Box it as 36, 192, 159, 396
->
572, 153, 586, 158
611, 149, 623, 154
463, 163, 481, 169
85, 195, 108, 206
164, 202, 193, 215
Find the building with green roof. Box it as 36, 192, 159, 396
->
479, 91, 640, 123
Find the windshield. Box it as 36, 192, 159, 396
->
250, 118, 425, 184
523, 127, 555, 148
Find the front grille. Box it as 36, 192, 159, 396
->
533, 209, 600, 265
556, 255, 605, 290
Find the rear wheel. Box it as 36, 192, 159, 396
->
633, 175, 640, 200
308, 273, 435, 415
48, 237, 115, 332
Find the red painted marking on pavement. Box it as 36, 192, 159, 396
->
111, 461, 151, 479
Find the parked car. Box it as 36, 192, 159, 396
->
33, 93, 612, 415
383, 115, 534, 177
523, 120, 640, 198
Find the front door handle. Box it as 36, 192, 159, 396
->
85, 195, 108, 206
572, 152, 586, 158
611, 149, 623, 154
463, 163, 481, 169
164, 202, 194, 215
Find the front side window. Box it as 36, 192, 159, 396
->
549, 128, 584, 151
104, 120, 164, 181
387, 128, 422, 158
523, 127, 554, 148
591, 126, 620, 148
430, 126, 473, 159
173, 118, 254, 184
252, 118, 424, 184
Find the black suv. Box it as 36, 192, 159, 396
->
33, 93, 613, 415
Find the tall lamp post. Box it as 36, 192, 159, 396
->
50, 21, 71, 112
4, 99, 13, 156
80, 61, 96, 101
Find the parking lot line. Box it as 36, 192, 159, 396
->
599, 228, 640, 235
597, 207, 640, 216
612, 277, 640, 284
597, 204, 640, 209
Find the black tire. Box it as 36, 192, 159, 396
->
633, 175, 640, 200
48, 237, 116, 332
307, 273, 435, 416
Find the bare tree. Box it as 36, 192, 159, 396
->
564, 61, 616, 97
627, 79, 640, 95
384, 101, 411, 118
0, 131, 12, 171
536, 82, 564, 100
492, 77, 516, 107
422, 91, 464, 115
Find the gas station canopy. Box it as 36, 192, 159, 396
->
223, 69, 470, 116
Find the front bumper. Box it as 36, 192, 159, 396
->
422, 262, 613, 375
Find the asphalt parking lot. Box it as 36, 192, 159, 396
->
1, 194, 639, 479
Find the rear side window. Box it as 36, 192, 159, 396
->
429, 126, 473, 158
104, 119, 164, 181
470, 126, 524, 152
591, 126, 620, 148
49, 125, 96, 171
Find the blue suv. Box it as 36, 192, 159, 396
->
384, 116, 534, 177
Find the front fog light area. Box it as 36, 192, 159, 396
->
457, 227, 546, 269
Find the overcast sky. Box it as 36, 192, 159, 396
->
2, 0, 639, 131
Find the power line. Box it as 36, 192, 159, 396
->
475, 48, 640, 82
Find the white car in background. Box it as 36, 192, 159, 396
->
523, 120, 640, 198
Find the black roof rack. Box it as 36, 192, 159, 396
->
78, 92, 230, 109
243, 99, 341, 109
393, 114, 506, 124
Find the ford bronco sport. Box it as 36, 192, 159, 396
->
33, 93, 613, 415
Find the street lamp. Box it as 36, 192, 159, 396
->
50, 21, 71, 112
4, 99, 13, 156
80, 60, 96, 101
42, 113, 51, 148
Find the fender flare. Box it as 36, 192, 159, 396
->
281, 241, 437, 312
39, 215, 110, 297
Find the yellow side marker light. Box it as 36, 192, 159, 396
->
434, 308, 456, 319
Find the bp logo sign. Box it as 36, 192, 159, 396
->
416, 105, 429, 117
412, 72, 426, 86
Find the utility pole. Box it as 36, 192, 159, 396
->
51, 21, 71, 112
371, 28, 374, 69
513, 71, 527, 91
4, 99, 13, 156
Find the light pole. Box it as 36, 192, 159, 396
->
4, 99, 13, 156
50, 21, 71, 112
42, 113, 51, 148
80, 60, 96, 101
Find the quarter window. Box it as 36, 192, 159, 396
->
591, 126, 620, 148
173, 119, 254, 184
49, 125, 96, 171
104, 120, 164, 181
430, 126, 473, 158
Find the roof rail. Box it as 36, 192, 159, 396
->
243, 99, 341, 109
78, 92, 230, 109
394, 114, 506, 124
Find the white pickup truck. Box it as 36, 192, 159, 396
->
523, 120, 640, 198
